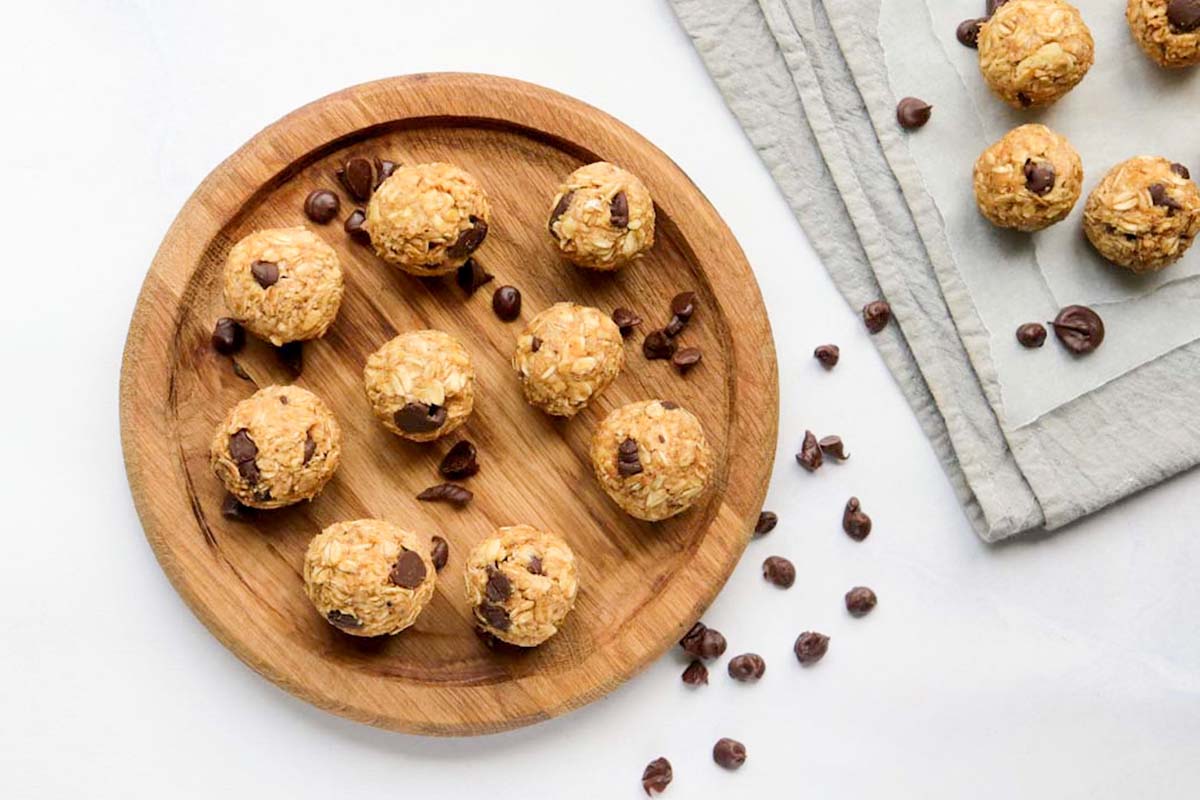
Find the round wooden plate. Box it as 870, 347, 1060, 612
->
120, 73, 777, 736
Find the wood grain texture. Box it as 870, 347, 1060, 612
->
120, 73, 778, 736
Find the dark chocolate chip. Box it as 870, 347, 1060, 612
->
796, 430, 823, 472
478, 603, 511, 631
1168, 0, 1200, 33
279, 396, 288, 405
548, 190, 575, 238
612, 307, 642, 336
617, 437, 643, 476
670, 291, 698, 321
680, 622, 727, 660
794, 631, 830, 665
986, 0, 1010, 15
220, 492, 254, 521
818, 435, 849, 461
229, 429, 258, 463
1051, 305, 1104, 355
896, 97, 932, 129
754, 511, 778, 536
762, 556, 796, 588
303, 189, 340, 224
1016, 322, 1047, 348
455, 258, 494, 295
1023, 159, 1056, 195
643, 330, 677, 360
1150, 183, 1183, 212
863, 300, 891, 333
327, 610, 362, 630
250, 260, 279, 289
439, 440, 479, 479
375, 158, 398, 187
956, 18, 984, 47
416, 483, 473, 506
641, 757, 672, 796
430, 536, 449, 571
1171, 163, 1191, 180
672, 347, 702, 373
713, 738, 747, 770
389, 550, 428, 589
845, 586, 878, 616
528, 556, 543, 575
344, 208, 370, 244
610, 191, 630, 228
660, 401, 679, 409
1017, 91, 1033, 107
446, 216, 489, 260
485, 566, 512, 602
728, 653, 766, 682
337, 157, 376, 201
663, 315, 686, 338
211, 318, 245, 355
530, 336, 542, 353
303, 431, 316, 464
394, 402, 446, 434
492, 285, 522, 321
276, 341, 303, 375
843, 497, 873, 541
682, 659, 709, 686
814, 343, 840, 368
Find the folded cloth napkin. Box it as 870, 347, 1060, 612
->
670, 0, 1200, 541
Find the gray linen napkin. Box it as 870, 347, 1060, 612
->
670, 0, 1200, 541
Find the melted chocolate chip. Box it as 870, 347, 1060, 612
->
814, 343, 840, 368
548, 190, 574, 238
846, 586, 878, 616
389, 550, 428, 589
1016, 322, 1047, 348
713, 738, 747, 770
843, 497, 873, 541
439, 440, 479, 479
250, 260, 279, 289
1023, 159, 1056, 195
754, 511, 778, 536
611, 307, 642, 336
1051, 305, 1104, 355
794, 631, 830, 665
610, 190, 629, 228
486, 566, 512, 602
863, 300, 891, 333
394, 402, 447, 434
762, 556, 796, 588
303, 189, 340, 224
728, 653, 766, 682
682, 659, 709, 686
430, 536, 449, 571
455, 258, 494, 295
416, 483, 473, 506
211, 318, 245, 355
446, 216, 489, 260
617, 437, 643, 476
796, 430, 823, 472
896, 97, 932, 129
642, 757, 673, 796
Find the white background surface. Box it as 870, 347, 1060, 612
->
2, 2, 1198, 797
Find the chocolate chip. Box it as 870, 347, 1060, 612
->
986, 0, 1010, 14
1171, 163, 1191, 180
529, 336, 542, 353
211, 318, 245, 355
1051, 305, 1104, 355
548, 190, 575, 238
279, 396, 288, 405
682, 659, 709, 686
794, 631, 830, 665
336, 156, 376, 201
617, 437, 643, 476
276, 341, 303, 375
220, 493, 254, 521
762, 556, 796, 588
439, 440, 479, 479
712, 738, 746, 770
1023, 159, 1056, 195
394, 402, 447, 434
327, 610, 362, 630
1016, 322, 1047, 348
863, 300, 891, 333
303, 431, 316, 464
229, 428, 258, 464
754, 511, 778, 536
375, 158, 398, 187
641, 757, 672, 796
446, 216, 489, 260
416, 483, 473, 506
528, 556, 543, 575
477, 603, 511, 631
430, 536, 449, 571
1168, 0, 1200, 33
612, 307, 642, 336
680, 622, 727, 660
455, 258, 494, 295
643, 330, 677, 360
250, 260, 279, 289
896, 97, 932, 129
492, 285, 521, 321
728, 653, 766, 682
956, 18, 984, 47
1016, 91, 1032, 107
814, 344, 840, 368
670, 291, 697, 321
818, 435, 849, 461
1149, 183, 1183, 212
796, 430, 823, 472
660, 401, 679, 409
303, 189, 340, 224
485, 566, 512, 602
843, 497, 872, 541
672, 347, 702, 373
845, 586, 878, 616
610, 191, 630, 228
663, 315, 686, 338
344, 208, 370, 244
389, 550, 428, 589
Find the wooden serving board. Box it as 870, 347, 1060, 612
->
120, 73, 777, 736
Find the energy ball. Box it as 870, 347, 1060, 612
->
590, 400, 713, 521
512, 302, 625, 417
364, 162, 490, 275
978, 0, 1094, 109
222, 226, 344, 346
303, 519, 436, 637
363, 330, 476, 442
210, 385, 342, 509
1127, 0, 1200, 68
973, 124, 1083, 231
1083, 156, 1200, 273
464, 525, 579, 647
547, 162, 655, 270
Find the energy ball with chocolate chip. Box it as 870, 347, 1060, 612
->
590, 400, 713, 521
222, 227, 344, 346
512, 302, 625, 417
209, 385, 341, 509
364, 162, 490, 275
363, 330, 476, 442
547, 162, 655, 270
1083, 156, 1200, 272
973, 124, 1083, 231
303, 519, 436, 637
1127, 0, 1200, 68
464, 524, 579, 647
977, 0, 1094, 109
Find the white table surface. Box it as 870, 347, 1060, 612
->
3, 1, 1198, 797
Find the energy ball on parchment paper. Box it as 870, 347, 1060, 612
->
363, 329, 476, 442
977, 0, 1094, 109
464, 524, 579, 647
512, 302, 625, 417
590, 400, 713, 522
303, 519, 437, 637
973, 124, 1083, 232
364, 162, 490, 275
547, 162, 655, 270
222, 226, 344, 346
1127, 0, 1200, 68
1083, 156, 1200, 273
210, 385, 342, 509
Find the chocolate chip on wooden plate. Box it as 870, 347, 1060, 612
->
680, 622, 727, 660
670, 291, 697, 321
956, 18, 984, 47
211, 318, 245, 355
220, 492, 254, 521
617, 437, 643, 476
863, 300, 892, 333
1050, 305, 1104, 355
394, 401, 446, 434
793, 631, 830, 665
713, 738, 747, 770
416, 483, 473, 506
642, 757, 673, 796
896, 97, 932, 129
375, 158, 398, 187
251, 260, 279, 289
336, 156, 376, 201
612, 307, 642, 336
276, 341, 303, 375
762, 556, 796, 588
492, 285, 521, 321
818, 435, 849, 461
643, 330, 677, 360
430, 536, 449, 571
389, 550, 427, 589
796, 430, 823, 471
1016, 322, 1047, 348
439, 440, 479, 479
843, 497, 873, 541
344, 208, 370, 244
672, 347, 702, 373
814, 343, 840, 368
845, 586, 878, 616
663, 315, 686, 338
754, 511, 778, 536
728, 653, 766, 682
455, 258, 494, 295
682, 659, 709, 686
303, 189, 340, 224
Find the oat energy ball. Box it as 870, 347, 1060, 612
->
590, 400, 713, 521
1128, 0, 1200, 68
1083, 157, 1200, 272
303, 519, 436, 637
547, 162, 655, 270
512, 302, 625, 417
364, 162, 490, 275
978, 0, 1094, 109
363, 329, 476, 442
223, 227, 344, 346
210, 385, 342, 509
464, 525, 579, 647
973, 124, 1083, 231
